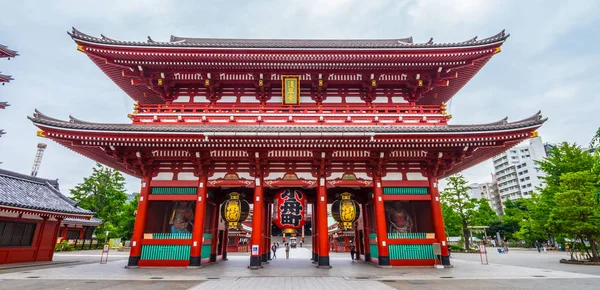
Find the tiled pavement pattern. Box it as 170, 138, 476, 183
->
191, 277, 395, 290
1, 247, 599, 289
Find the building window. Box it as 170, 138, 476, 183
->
0, 221, 37, 247
66, 230, 81, 240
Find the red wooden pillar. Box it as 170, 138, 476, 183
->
210, 202, 220, 262
261, 202, 268, 263
127, 175, 151, 267
361, 203, 371, 262
33, 216, 48, 261
429, 176, 450, 265
48, 218, 62, 261
311, 203, 317, 262
373, 174, 390, 266
249, 171, 264, 269
222, 228, 229, 260
190, 174, 208, 267
317, 176, 331, 268
267, 203, 273, 260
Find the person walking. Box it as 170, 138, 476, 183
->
349, 243, 356, 261
535, 240, 541, 253
543, 241, 548, 253
271, 243, 277, 259
285, 242, 290, 259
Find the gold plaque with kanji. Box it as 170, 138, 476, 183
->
282, 75, 301, 105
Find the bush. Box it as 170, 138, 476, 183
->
54, 240, 75, 252
449, 244, 465, 252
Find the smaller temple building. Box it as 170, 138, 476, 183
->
0, 168, 96, 264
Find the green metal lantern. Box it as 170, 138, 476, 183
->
220, 192, 250, 229
331, 192, 361, 230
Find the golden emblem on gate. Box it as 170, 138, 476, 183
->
282, 75, 301, 105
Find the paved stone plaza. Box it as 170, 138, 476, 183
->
0, 247, 599, 289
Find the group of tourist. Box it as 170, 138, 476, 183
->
535, 240, 549, 253
271, 242, 291, 259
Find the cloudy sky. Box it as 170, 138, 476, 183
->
0, 0, 599, 194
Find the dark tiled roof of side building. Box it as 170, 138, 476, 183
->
0, 168, 93, 215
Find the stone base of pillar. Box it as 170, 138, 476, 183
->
316, 256, 332, 269
364, 253, 371, 262
248, 255, 262, 270
209, 254, 217, 262
261, 253, 268, 263
441, 255, 451, 265
378, 256, 390, 266
126, 256, 140, 268
189, 256, 201, 267
222, 252, 228, 261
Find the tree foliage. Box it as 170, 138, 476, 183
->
550, 171, 600, 261
441, 174, 477, 249
70, 163, 134, 241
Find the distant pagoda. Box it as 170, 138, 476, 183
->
0, 43, 18, 138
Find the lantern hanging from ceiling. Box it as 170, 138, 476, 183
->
220, 192, 250, 229
331, 192, 361, 230
273, 188, 307, 230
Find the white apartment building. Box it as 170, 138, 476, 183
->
493, 136, 546, 203
468, 180, 504, 216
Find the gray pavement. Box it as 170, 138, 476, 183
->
0, 246, 598, 289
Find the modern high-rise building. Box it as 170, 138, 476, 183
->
468, 176, 504, 216
493, 136, 547, 203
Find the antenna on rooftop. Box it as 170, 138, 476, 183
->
31, 143, 47, 177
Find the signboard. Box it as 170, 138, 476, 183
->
432, 243, 441, 255
100, 244, 109, 264
282, 75, 300, 105
251, 244, 259, 256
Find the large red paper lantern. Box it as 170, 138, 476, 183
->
273, 188, 307, 229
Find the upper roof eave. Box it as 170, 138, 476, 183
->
29, 110, 546, 135
69, 28, 509, 51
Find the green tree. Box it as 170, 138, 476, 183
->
70, 163, 129, 241
441, 174, 477, 249
470, 199, 499, 227
117, 193, 139, 240
549, 171, 600, 261
441, 202, 462, 236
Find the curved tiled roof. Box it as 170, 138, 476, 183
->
0, 73, 14, 83
0, 44, 18, 58
62, 217, 102, 226
29, 110, 546, 134
70, 27, 509, 49
0, 168, 93, 216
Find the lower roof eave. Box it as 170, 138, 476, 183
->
0, 205, 95, 220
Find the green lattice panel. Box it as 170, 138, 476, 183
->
369, 244, 379, 258
201, 244, 212, 259
151, 187, 197, 195
140, 245, 191, 260
147, 233, 192, 239
383, 187, 429, 195
387, 233, 427, 239
389, 244, 435, 260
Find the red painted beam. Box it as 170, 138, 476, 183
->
389, 259, 436, 266
387, 238, 438, 245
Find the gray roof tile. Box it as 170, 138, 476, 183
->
0, 168, 93, 216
